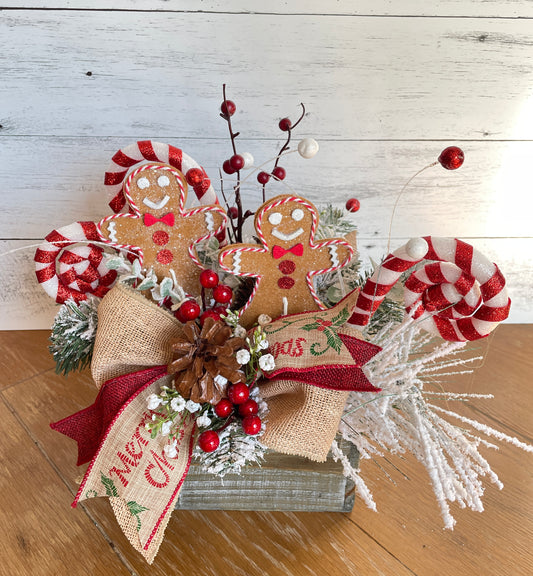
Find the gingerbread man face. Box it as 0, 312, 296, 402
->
219, 194, 354, 328
98, 162, 227, 295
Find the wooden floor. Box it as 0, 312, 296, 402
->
0, 325, 531, 576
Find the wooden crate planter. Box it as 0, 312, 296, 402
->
176, 441, 358, 512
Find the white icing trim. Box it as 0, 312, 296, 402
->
329, 245, 339, 267
268, 212, 282, 225
108, 221, 118, 242
143, 195, 170, 210
157, 175, 170, 187
291, 208, 304, 221
283, 297, 288, 316
272, 227, 303, 242
205, 212, 215, 232
233, 252, 241, 274
137, 177, 150, 189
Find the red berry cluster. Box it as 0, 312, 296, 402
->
173, 269, 233, 325
197, 383, 263, 453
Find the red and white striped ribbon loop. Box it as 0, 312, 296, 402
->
348, 236, 511, 342
34, 222, 117, 304
104, 141, 218, 212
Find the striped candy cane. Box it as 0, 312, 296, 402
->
348, 237, 511, 342
34, 222, 117, 304
104, 140, 218, 212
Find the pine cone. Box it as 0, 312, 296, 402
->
168, 316, 246, 404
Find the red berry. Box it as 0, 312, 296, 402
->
200, 269, 219, 289
438, 146, 464, 170
185, 168, 204, 187
215, 399, 233, 418
174, 307, 187, 323
220, 100, 236, 117
230, 154, 245, 171
345, 198, 360, 213
179, 300, 201, 321
227, 383, 250, 405
272, 166, 286, 181
213, 305, 229, 315
223, 159, 236, 175
213, 284, 233, 304
279, 118, 292, 131
228, 206, 238, 219
200, 310, 221, 325
257, 171, 270, 185
242, 415, 262, 435
238, 399, 259, 417
198, 430, 220, 452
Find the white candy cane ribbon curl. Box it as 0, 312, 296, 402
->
348, 236, 511, 342
35, 222, 117, 304
104, 141, 218, 212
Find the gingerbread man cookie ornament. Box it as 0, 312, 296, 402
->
98, 162, 227, 295
219, 194, 354, 327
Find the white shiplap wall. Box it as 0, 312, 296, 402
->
1, 3, 532, 329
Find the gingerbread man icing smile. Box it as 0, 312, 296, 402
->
219, 194, 354, 327
97, 162, 227, 295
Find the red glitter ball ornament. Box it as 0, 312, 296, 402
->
215, 399, 233, 418
223, 159, 236, 175
227, 383, 249, 405
345, 198, 360, 213
438, 146, 464, 170
213, 284, 233, 304
200, 269, 219, 289
220, 100, 236, 117
279, 118, 292, 131
272, 166, 286, 180
178, 300, 201, 322
257, 171, 270, 185
242, 415, 262, 436
238, 399, 259, 417
198, 430, 220, 453
185, 168, 204, 187
230, 154, 245, 171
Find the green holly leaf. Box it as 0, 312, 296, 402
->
331, 307, 349, 326
127, 501, 149, 532
301, 322, 318, 332
325, 328, 342, 354
100, 472, 118, 497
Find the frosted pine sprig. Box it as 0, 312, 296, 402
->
338, 317, 532, 528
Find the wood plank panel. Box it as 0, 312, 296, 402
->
2, 1, 533, 18
0, 395, 132, 575
0, 330, 54, 389
2, 138, 532, 240
1, 12, 533, 140
4, 368, 413, 575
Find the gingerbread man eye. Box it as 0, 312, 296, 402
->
137, 177, 150, 189
268, 212, 283, 226
291, 208, 304, 221
157, 175, 170, 188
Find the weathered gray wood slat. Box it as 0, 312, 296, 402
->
1, 13, 532, 140
2, 1, 533, 18
2, 137, 531, 240
177, 444, 358, 512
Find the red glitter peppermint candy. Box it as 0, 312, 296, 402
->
34, 221, 117, 303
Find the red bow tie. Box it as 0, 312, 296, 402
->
272, 243, 304, 259
144, 213, 175, 227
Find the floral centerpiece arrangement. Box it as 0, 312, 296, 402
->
35, 87, 529, 563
